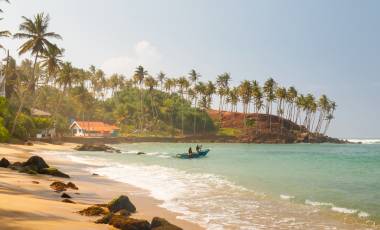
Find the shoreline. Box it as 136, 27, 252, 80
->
0, 142, 203, 230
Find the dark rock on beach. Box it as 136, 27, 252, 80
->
78, 205, 107, 216
39, 167, 70, 178
109, 215, 150, 230
137, 152, 146, 155
0, 157, 10, 168
108, 195, 136, 213
151, 217, 183, 230
67, 182, 78, 190
50, 181, 67, 192
74, 144, 120, 153
62, 199, 75, 204
9, 162, 22, 170
61, 193, 72, 199
22, 155, 49, 171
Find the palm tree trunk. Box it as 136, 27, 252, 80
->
11, 52, 39, 136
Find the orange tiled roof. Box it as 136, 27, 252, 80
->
75, 121, 119, 132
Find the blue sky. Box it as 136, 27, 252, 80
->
1, 0, 379, 138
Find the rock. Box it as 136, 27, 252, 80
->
108, 195, 136, 213
78, 205, 107, 216
0, 157, 10, 168
9, 162, 22, 170
109, 216, 150, 230
137, 152, 146, 155
61, 193, 71, 198
95, 213, 113, 224
151, 217, 182, 230
25, 141, 33, 146
32, 181, 40, 184
92, 173, 99, 176
50, 181, 67, 192
62, 199, 75, 203
74, 144, 120, 153
115, 209, 131, 217
39, 167, 70, 178
67, 182, 78, 190
22, 156, 49, 171
18, 166, 37, 175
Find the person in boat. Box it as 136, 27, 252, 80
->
188, 147, 193, 157
196, 145, 200, 152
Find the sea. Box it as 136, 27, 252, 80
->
47, 139, 380, 229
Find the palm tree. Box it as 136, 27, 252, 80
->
144, 75, 158, 120
188, 69, 201, 135
286, 86, 297, 122
156, 71, 165, 91
263, 78, 276, 132
315, 94, 329, 133
0, 18, 10, 50
216, 72, 231, 126
323, 101, 336, 135
275, 87, 287, 134
39, 44, 64, 84
228, 87, 239, 112
133, 65, 148, 131
56, 62, 74, 93
177, 76, 190, 135
12, 12, 61, 135
164, 78, 175, 94
238, 80, 252, 128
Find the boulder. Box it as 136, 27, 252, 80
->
62, 199, 75, 203
39, 167, 70, 178
78, 205, 107, 216
22, 156, 49, 171
67, 182, 78, 190
95, 213, 113, 224
9, 162, 22, 170
32, 181, 40, 184
108, 195, 136, 213
137, 152, 146, 155
109, 216, 150, 230
0, 157, 10, 168
50, 181, 67, 192
61, 193, 71, 199
151, 217, 182, 230
74, 144, 120, 153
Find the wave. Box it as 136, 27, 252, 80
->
305, 200, 370, 218
280, 194, 295, 200
347, 139, 380, 144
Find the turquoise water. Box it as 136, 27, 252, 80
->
62, 142, 380, 229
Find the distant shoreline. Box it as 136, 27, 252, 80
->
37, 134, 355, 145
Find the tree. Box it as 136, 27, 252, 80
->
275, 87, 287, 134
144, 75, 158, 120
216, 72, 231, 126
156, 71, 165, 91
188, 69, 201, 135
323, 101, 336, 135
133, 65, 148, 131
12, 12, 61, 135
176, 76, 190, 135
239, 80, 252, 128
263, 78, 276, 132
40, 44, 63, 84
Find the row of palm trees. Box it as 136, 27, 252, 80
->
0, 9, 336, 136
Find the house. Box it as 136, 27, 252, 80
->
69, 121, 120, 137
31, 108, 55, 138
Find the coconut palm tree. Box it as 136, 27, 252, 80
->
216, 73, 231, 127
323, 101, 336, 135
39, 44, 64, 84
286, 86, 297, 121
0, 19, 10, 50
239, 80, 252, 128
228, 87, 239, 112
263, 78, 276, 132
315, 94, 329, 133
56, 62, 74, 93
133, 65, 148, 131
164, 78, 175, 94
177, 76, 190, 135
0, 0, 9, 13
12, 12, 61, 135
188, 69, 201, 135
275, 87, 287, 134
144, 75, 158, 120
156, 71, 165, 91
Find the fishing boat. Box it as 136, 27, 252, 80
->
175, 149, 210, 159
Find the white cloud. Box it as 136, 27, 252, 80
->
101, 40, 162, 76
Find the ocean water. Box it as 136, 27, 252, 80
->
57, 142, 380, 229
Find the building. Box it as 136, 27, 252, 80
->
31, 108, 55, 138
69, 121, 120, 137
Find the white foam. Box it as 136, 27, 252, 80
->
280, 194, 295, 200
331, 206, 357, 214
358, 211, 370, 218
347, 139, 380, 144
305, 199, 333, 207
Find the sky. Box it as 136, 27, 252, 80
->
1, 0, 379, 138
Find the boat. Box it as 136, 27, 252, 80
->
175, 149, 210, 159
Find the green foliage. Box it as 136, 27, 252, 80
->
217, 128, 242, 137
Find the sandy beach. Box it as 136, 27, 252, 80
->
0, 142, 203, 230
